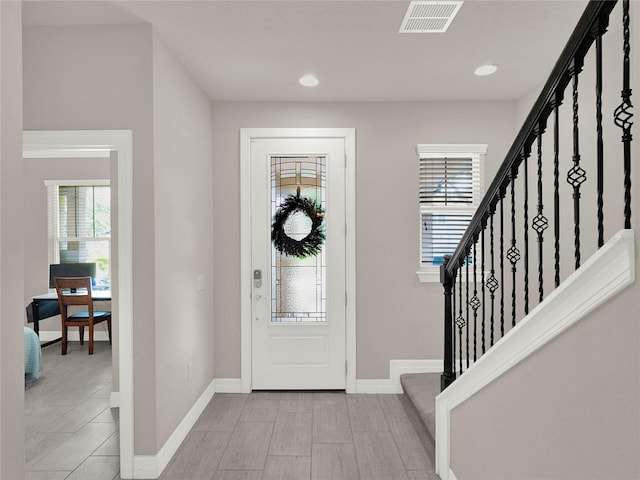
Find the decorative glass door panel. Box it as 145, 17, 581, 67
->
271, 156, 326, 323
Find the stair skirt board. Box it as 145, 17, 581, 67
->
435, 229, 636, 480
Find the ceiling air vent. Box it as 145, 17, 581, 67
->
399, 1, 463, 33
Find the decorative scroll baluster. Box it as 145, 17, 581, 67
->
481, 226, 486, 354
507, 167, 521, 327
470, 240, 480, 362
553, 95, 562, 288
487, 206, 498, 347
456, 265, 464, 375
499, 192, 505, 337
522, 149, 530, 315
532, 122, 549, 303
614, 0, 633, 229
567, 58, 586, 270
465, 253, 470, 368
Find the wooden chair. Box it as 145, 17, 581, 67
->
54, 277, 111, 355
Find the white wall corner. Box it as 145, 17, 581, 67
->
213, 378, 244, 393
356, 359, 443, 394
434, 229, 636, 478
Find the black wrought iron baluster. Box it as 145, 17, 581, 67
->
567, 57, 586, 270
452, 265, 457, 376
594, 18, 606, 247
465, 252, 470, 369
614, 0, 633, 229
470, 239, 480, 362
481, 225, 486, 355
522, 149, 530, 315
456, 264, 464, 375
507, 167, 521, 327
499, 192, 505, 337
553, 93, 562, 288
487, 205, 498, 347
532, 122, 549, 303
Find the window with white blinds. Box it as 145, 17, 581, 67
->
416, 145, 486, 281
46, 181, 111, 288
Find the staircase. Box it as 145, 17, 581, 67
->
426, 0, 637, 478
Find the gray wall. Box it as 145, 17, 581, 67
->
152, 32, 215, 449
0, 3, 25, 479
23, 23, 216, 455
211, 101, 517, 379
23, 22, 158, 455
450, 280, 640, 479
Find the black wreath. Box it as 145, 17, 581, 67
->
272, 194, 325, 258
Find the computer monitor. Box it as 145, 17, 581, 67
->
49, 263, 97, 289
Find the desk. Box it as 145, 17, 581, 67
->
27, 290, 111, 347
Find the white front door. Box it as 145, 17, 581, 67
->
250, 137, 346, 390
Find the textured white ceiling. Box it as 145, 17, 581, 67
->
23, 0, 588, 102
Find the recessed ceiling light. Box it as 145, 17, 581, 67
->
474, 64, 499, 76
299, 74, 319, 87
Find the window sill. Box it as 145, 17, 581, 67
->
417, 269, 441, 283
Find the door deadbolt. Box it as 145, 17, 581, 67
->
253, 269, 262, 288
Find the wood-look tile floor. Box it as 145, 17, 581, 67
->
160, 391, 438, 480
25, 341, 120, 480
25, 341, 437, 480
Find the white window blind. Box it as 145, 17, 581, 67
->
416, 145, 486, 278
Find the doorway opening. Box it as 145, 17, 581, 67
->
23, 130, 134, 479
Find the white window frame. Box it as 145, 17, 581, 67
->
46, 179, 111, 287
416, 144, 487, 283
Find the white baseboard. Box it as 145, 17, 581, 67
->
132, 379, 216, 479
435, 229, 636, 480
356, 359, 443, 394
110, 391, 120, 408
213, 378, 243, 393
132, 455, 157, 479
37, 330, 111, 342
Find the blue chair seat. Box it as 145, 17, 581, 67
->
67, 311, 111, 321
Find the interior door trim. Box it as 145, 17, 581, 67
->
240, 128, 356, 393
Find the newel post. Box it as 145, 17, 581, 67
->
441, 255, 456, 391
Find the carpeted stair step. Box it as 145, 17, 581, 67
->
400, 372, 441, 444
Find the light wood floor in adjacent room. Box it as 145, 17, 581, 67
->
25, 341, 437, 480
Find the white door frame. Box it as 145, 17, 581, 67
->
23, 130, 135, 479
240, 128, 356, 393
